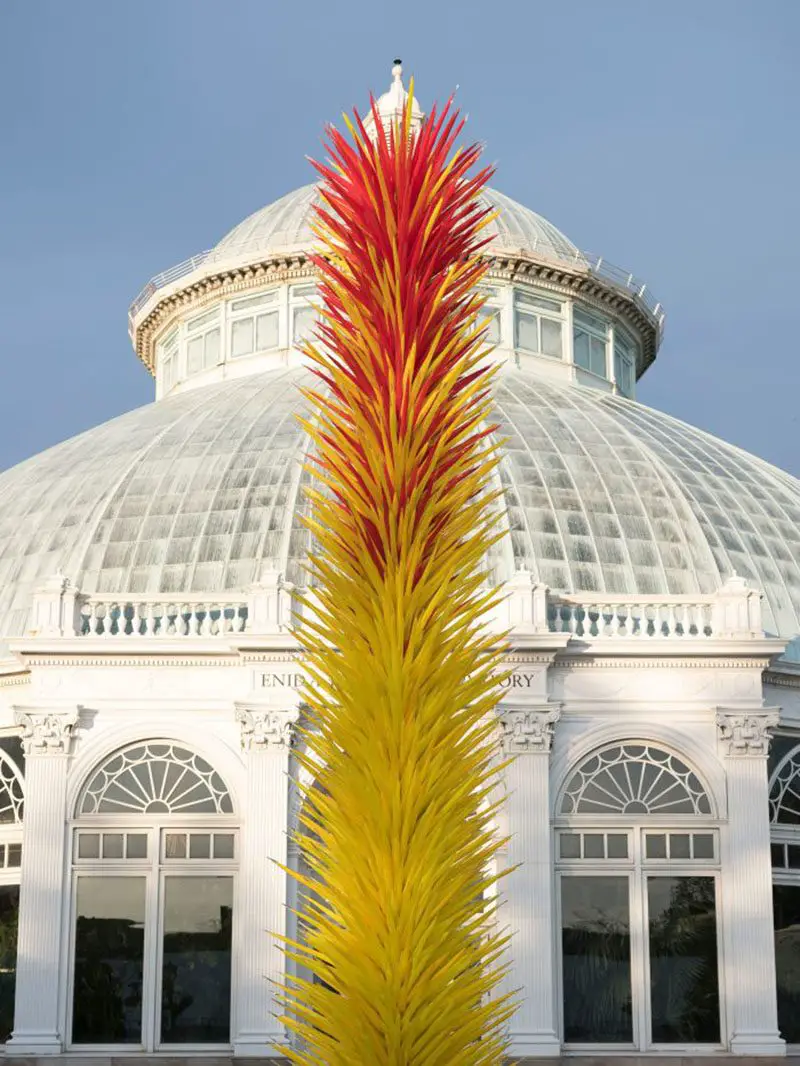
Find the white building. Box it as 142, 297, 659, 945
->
2, 68, 800, 1062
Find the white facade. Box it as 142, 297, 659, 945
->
3, 68, 800, 1062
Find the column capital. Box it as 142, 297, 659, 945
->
716, 708, 780, 757
13, 705, 80, 756
235, 703, 300, 751
500, 704, 561, 754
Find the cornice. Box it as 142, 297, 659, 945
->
554, 655, 774, 670
132, 248, 661, 375
20, 655, 240, 669
765, 668, 800, 689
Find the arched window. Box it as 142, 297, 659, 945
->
556, 741, 721, 1052
561, 742, 712, 817
0, 742, 24, 1043
69, 740, 237, 1053
768, 735, 800, 1044
78, 741, 233, 816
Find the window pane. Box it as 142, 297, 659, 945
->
646, 834, 668, 860
0, 885, 19, 1042
213, 834, 235, 860
574, 307, 607, 334
540, 318, 563, 358
256, 311, 279, 351
189, 833, 211, 859
78, 833, 100, 860
72, 876, 145, 1044
774, 884, 800, 1042
187, 309, 219, 333
165, 833, 187, 860
102, 833, 124, 860
231, 319, 254, 358
561, 875, 632, 1043
648, 876, 720, 1043
772, 843, 787, 868
590, 336, 607, 377
559, 833, 580, 860
204, 328, 220, 368
7, 843, 20, 867
231, 290, 278, 312
607, 834, 628, 860
187, 337, 204, 375
160, 876, 233, 1044
293, 307, 315, 344
573, 329, 591, 371
789, 845, 800, 869
515, 310, 539, 353
126, 834, 147, 860
516, 291, 562, 313
583, 834, 605, 859
670, 834, 691, 860
290, 283, 316, 299
693, 834, 715, 861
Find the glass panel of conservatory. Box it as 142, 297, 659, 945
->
160, 876, 233, 1044
541, 317, 563, 358
204, 329, 220, 368
72, 876, 146, 1044
561, 875, 633, 1043
647, 876, 720, 1044
187, 337, 204, 376
0, 885, 19, 1042
515, 310, 539, 353
256, 310, 279, 350
292, 307, 315, 345
773, 884, 800, 1043
231, 319, 254, 359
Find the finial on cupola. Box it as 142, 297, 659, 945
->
363, 59, 425, 143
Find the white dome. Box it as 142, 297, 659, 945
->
204, 184, 582, 268
1, 367, 800, 642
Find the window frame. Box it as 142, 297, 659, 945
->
572, 306, 610, 379
513, 286, 565, 361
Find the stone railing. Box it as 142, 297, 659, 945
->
25, 572, 765, 643
502, 572, 765, 641
25, 572, 295, 640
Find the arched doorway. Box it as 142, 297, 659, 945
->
68, 740, 238, 1051
555, 741, 721, 1051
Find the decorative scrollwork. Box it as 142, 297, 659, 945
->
78, 741, 233, 816
561, 742, 711, 816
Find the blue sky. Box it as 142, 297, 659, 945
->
1, 0, 798, 473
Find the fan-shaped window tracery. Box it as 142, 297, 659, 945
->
78, 741, 233, 816
0, 751, 23, 825
769, 746, 800, 824
560, 742, 711, 816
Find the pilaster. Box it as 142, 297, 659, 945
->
8, 705, 79, 1054
502, 703, 562, 1057
232, 703, 299, 1056
717, 708, 785, 1056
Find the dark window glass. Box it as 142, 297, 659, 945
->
788, 845, 800, 869
559, 833, 580, 860
160, 876, 233, 1044
693, 834, 715, 860
561, 875, 632, 1043
774, 884, 800, 1042
0, 885, 19, 1041
607, 834, 628, 860
648, 876, 720, 1043
670, 834, 691, 860
72, 876, 145, 1044
646, 834, 668, 860
7, 843, 21, 867
0, 736, 24, 777
772, 843, 786, 868
583, 834, 605, 859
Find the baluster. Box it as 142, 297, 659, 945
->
165, 603, 178, 637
